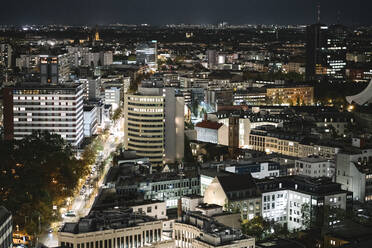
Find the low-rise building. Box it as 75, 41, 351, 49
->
83, 106, 98, 137
335, 148, 372, 202
58, 209, 168, 248
256, 176, 353, 231
174, 212, 255, 248
204, 174, 261, 220
225, 160, 281, 179
295, 157, 335, 179
195, 120, 228, 146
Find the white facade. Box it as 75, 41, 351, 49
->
195, 125, 228, 146
295, 157, 335, 178
225, 162, 280, 179
104, 87, 121, 111
131, 201, 167, 220
124, 87, 184, 166
100, 51, 113, 66
336, 149, 372, 202
181, 196, 204, 212
83, 106, 98, 137
262, 188, 347, 231
215, 116, 281, 148
11, 85, 84, 146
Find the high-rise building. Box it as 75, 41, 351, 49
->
136, 41, 157, 71
40, 54, 70, 84
0, 44, 12, 68
124, 82, 184, 166
3, 84, 84, 147
206, 50, 217, 69
0, 206, 12, 248
305, 23, 329, 81
99, 51, 113, 66
306, 23, 348, 82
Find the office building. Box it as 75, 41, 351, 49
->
3, 84, 84, 147
100, 51, 113, 66
306, 23, 329, 81
306, 23, 347, 82
0, 206, 12, 248
124, 84, 184, 166
136, 41, 157, 71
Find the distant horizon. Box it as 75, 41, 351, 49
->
0, 0, 370, 26
0, 22, 370, 28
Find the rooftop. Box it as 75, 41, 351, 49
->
60, 208, 157, 234
195, 120, 223, 130
0, 206, 11, 225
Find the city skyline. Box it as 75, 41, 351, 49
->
0, 0, 370, 26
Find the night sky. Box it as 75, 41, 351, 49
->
0, 0, 370, 26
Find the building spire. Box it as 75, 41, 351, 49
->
317, 3, 321, 24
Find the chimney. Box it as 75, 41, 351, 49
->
177, 198, 182, 220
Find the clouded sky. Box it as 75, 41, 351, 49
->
0, 0, 369, 26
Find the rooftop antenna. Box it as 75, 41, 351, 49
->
317, 3, 321, 24
337, 10, 341, 24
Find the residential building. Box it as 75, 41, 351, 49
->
0, 206, 12, 248
295, 157, 334, 178
124, 84, 184, 166
306, 23, 348, 82
3, 84, 84, 146
204, 174, 261, 220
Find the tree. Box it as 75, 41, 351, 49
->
301, 203, 311, 230
0, 131, 89, 235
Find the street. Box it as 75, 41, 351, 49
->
39, 118, 124, 247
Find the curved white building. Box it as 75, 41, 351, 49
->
124, 85, 184, 166
346, 79, 372, 105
